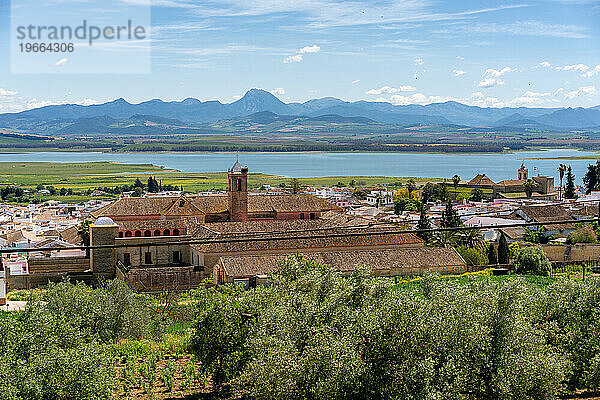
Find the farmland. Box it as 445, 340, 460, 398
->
0, 161, 435, 196
4, 259, 600, 400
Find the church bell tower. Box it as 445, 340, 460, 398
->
228, 161, 248, 222
518, 163, 528, 180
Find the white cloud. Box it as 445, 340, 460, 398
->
508, 91, 552, 107
0, 88, 18, 97
456, 56, 465, 61
270, 87, 285, 95
298, 45, 320, 54
175, 1, 526, 29
414, 58, 424, 65
452, 69, 466, 76
351, 79, 361, 84
366, 85, 416, 95
555, 63, 590, 72
388, 93, 455, 105
539, 61, 551, 68
469, 92, 505, 107
553, 88, 564, 97
582, 65, 600, 78
564, 85, 597, 99
283, 45, 320, 63
79, 98, 100, 106
478, 67, 512, 88
283, 54, 303, 63
466, 21, 590, 39
54, 58, 68, 67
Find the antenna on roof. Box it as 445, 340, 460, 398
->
236, 151, 239, 162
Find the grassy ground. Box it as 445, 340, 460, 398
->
0, 161, 441, 197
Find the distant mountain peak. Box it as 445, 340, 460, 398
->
232, 88, 288, 114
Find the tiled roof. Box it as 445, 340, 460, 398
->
60, 226, 83, 245
569, 205, 599, 217
218, 247, 465, 278
496, 179, 526, 186
247, 194, 341, 213
92, 194, 340, 218
468, 174, 495, 186
518, 205, 575, 231
91, 197, 176, 218
499, 227, 526, 240
116, 219, 185, 231
195, 230, 424, 254
192, 211, 375, 238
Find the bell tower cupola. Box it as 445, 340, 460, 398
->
228, 160, 248, 222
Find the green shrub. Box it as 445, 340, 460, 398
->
457, 246, 488, 266
513, 246, 552, 275
567, 224, 598, 244
0, 279, 156, 399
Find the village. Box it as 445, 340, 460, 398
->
0, 160, 597, 297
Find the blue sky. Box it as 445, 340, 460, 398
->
0, 0, 599, 112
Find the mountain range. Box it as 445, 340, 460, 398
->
1, 88, 599, 136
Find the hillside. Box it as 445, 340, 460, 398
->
1, 89, 600, 137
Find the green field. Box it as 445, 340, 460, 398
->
0, 161, 441, 201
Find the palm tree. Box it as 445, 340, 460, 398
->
558, 164, 567, 200
432, 230, 459, 248
523, 178, 536, 198
458, 228, 484, 249
452, 174, 460, 200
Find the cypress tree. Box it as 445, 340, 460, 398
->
416, 207, 432, 242
584, 162, 598, 194
498, 233, 509, 264
565, 166, 576, 199
487, 243, 498, 265
441, 200, 460, 228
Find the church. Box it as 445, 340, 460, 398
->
88, 161, 466, 291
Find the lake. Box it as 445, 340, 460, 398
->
0, 149, 598, 183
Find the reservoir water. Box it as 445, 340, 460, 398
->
1, 149, 598, 183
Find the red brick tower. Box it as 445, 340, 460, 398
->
228, 161, 248, 222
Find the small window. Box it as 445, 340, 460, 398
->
173, 251, 181, 264
300, 213, 305, 220
144, 252, 152, 264
123, 253, 131, 266
118, 231, 124, 238
172, 228, 180, 236
125, 231, 132, 237
135, 230, 141, 237
153, 229, 161, 236
237, 178, 242, 191
179, 199, 185, 207
144, 230, 151, 237
310, 213, 316, 220
163, 229, 170, 236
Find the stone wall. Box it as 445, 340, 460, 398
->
118, 266, 206, 292
27, 257, 90, 288
537, 244, 600, 263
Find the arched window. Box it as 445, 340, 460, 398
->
300, 213, 305, 220
144, 230, 151, 237
237, 178, 242, 191
134, 230, 142, 237
118, 231, 124, 238
153, 230, 161, 236
125, 231, 132, 237
163, 229, 170, 236
172, 228, 180, 236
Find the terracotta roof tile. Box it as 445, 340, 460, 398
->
218, 247, 466, 278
